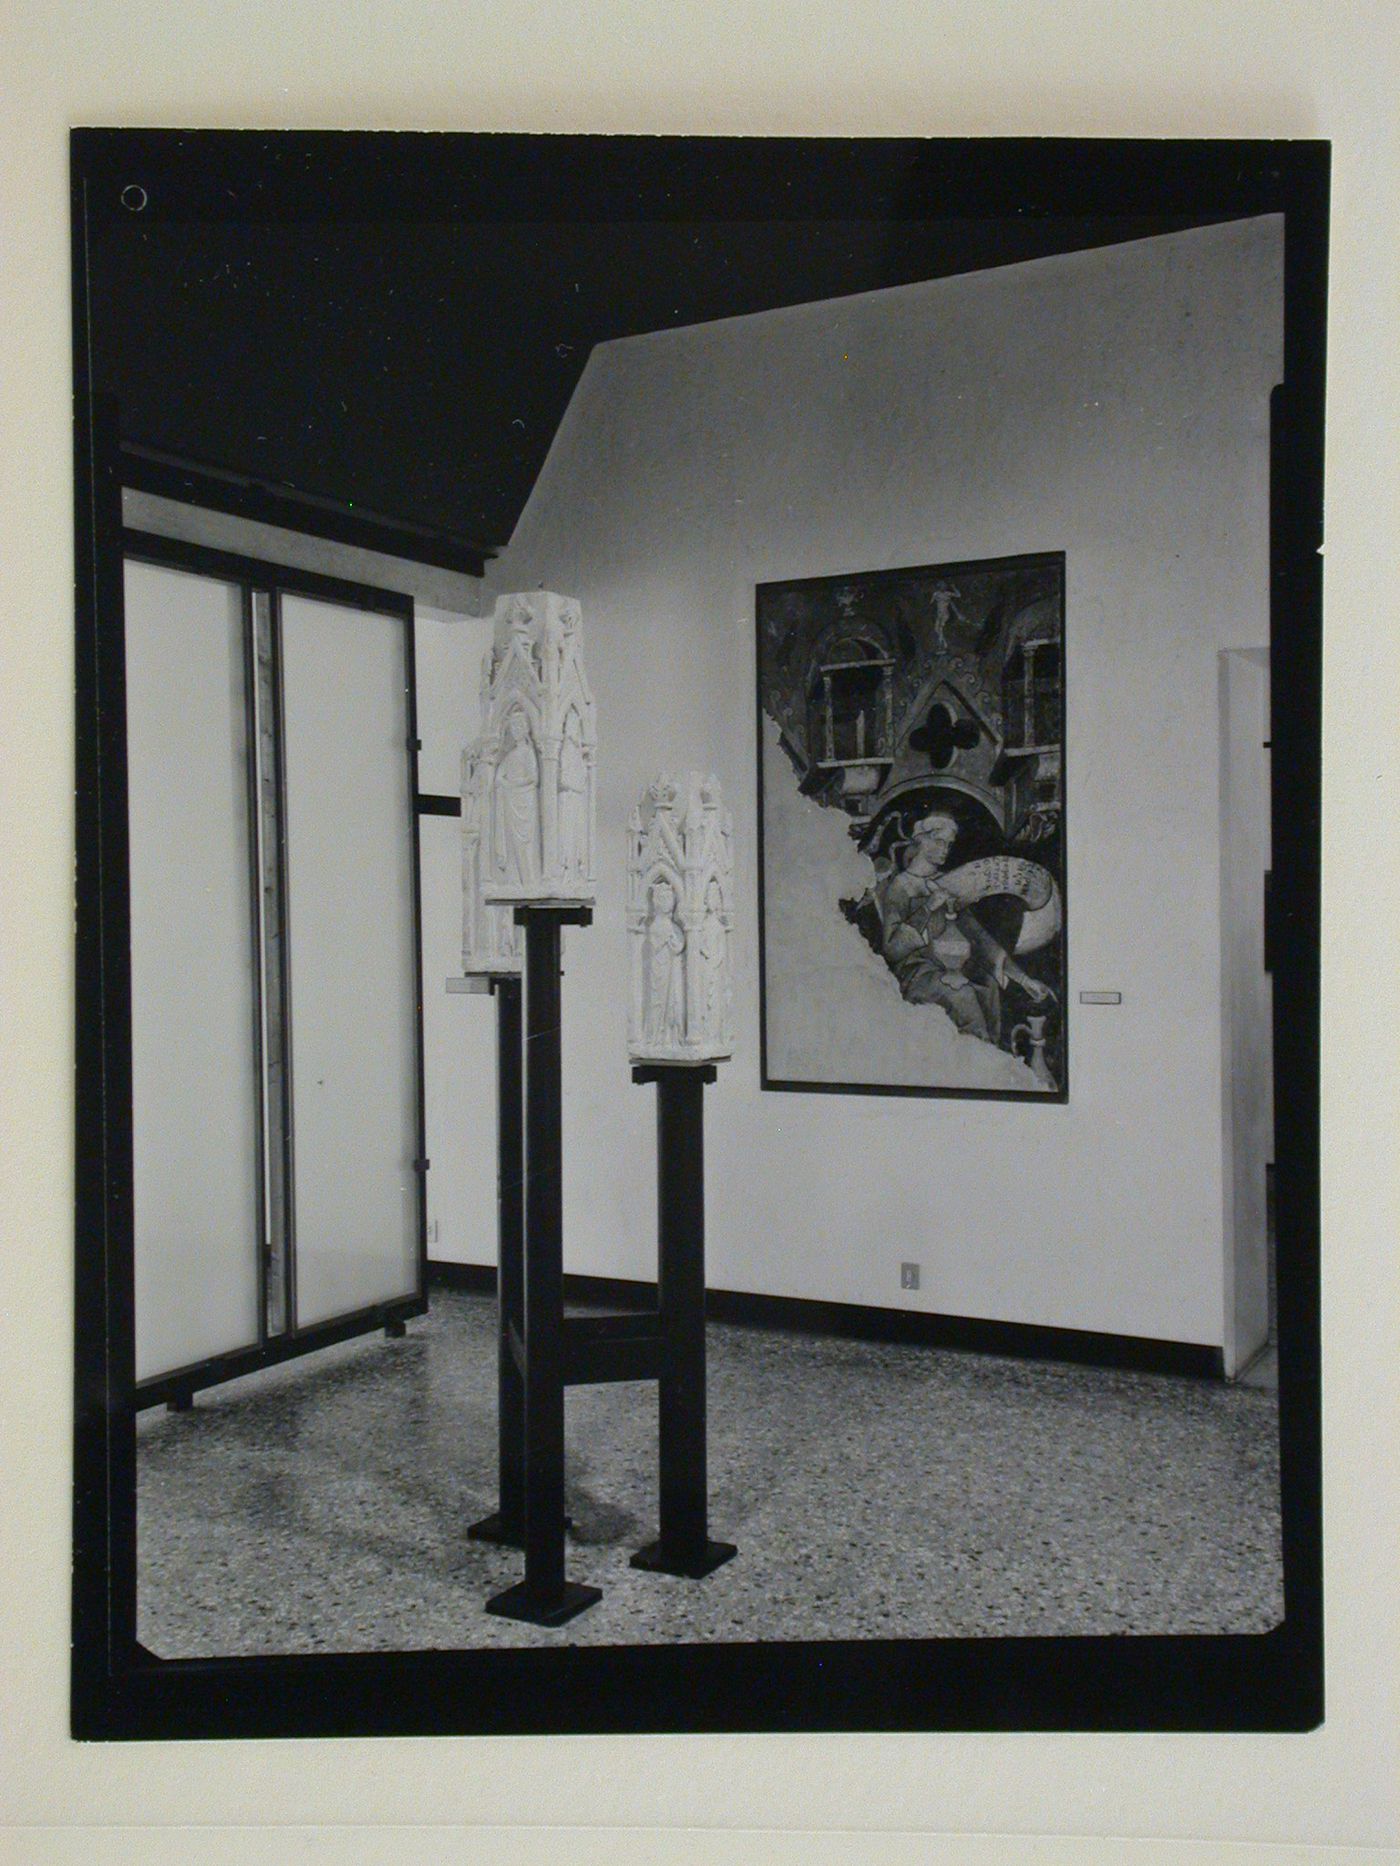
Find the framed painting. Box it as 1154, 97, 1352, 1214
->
757, 552, 1068, 1100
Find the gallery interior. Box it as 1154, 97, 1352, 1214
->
92, 172, 1285, 1654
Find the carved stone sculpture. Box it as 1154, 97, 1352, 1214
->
627, 772, 735, 1064
477, 590, 597, 906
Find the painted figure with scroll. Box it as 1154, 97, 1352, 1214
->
878, 809, 1055, 1046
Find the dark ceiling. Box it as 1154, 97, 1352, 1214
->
78, 134, 1270, 561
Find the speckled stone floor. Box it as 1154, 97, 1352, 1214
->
137, 1289, 1283, 1655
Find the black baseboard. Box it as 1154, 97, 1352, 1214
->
426, 1261, 1223, 1381
135, 1296, 428, 1410
430, 1261, 499, 1296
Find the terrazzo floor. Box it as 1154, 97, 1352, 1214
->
137, 1289, 1283, 1655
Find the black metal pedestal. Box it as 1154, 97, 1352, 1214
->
629, 1063, 736, 1580
484, 906, 600, 1628
478, 910, 735, 1625
466, 973, 527, 1549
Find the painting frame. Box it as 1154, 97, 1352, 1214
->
757, 550, 1070, 1103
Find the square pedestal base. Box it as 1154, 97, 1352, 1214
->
467, 1510, 572, 1548
484, 1578, 602, 1627
466, 1511, 520, 1547
630, 1537, 737, 1580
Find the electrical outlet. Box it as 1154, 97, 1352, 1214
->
900, 1261, 920, 1291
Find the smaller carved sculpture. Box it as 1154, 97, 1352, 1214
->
627, 772, 735, 1064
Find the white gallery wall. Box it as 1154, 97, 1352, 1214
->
415, 603, 499, 1265
472, 217, 1283, 1348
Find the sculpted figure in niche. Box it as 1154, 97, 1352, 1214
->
495, 712, 540, 886
461, 741, 482, 853
558, 708, 587, 884
507, 594, 534, 646
698, 877, 728, 1037
928, 579, 969, 654
644, 878, 687, 1049
460, 740, 482, 959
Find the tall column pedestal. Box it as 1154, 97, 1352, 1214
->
484, 905, 599, 1628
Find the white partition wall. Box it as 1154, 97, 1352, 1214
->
122, 542, 425, 1394
125, 561, 264, 1381
279, 594, 422, 1327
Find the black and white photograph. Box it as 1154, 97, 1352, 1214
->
69, 130, 1326, 1739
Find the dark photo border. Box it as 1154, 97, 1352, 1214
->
72, 130, 1327, 1740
